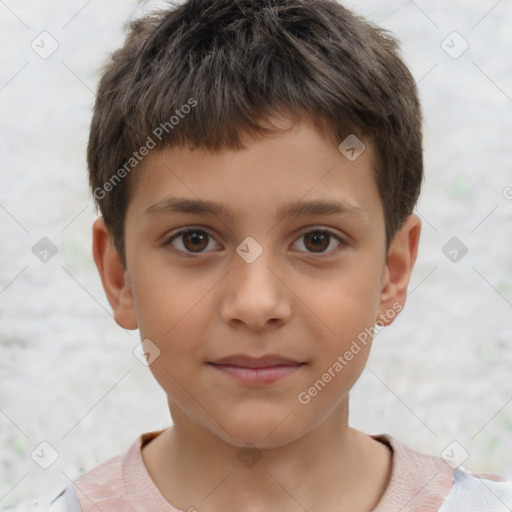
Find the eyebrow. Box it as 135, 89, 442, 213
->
144, 196, 368, 222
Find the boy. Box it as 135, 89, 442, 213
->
13, 0, 512, 510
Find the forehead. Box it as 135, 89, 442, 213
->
125, 122, 382, 227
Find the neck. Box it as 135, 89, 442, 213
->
142, 399, 392, 512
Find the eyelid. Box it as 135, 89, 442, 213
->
297, 225, 344, 238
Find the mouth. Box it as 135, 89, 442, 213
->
208, 354, 304, 368
207, 354, 305, 386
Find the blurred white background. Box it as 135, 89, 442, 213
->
1, 0, 511, 507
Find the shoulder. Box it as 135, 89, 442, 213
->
372, 434, 512, 512
5, 433, 158, 512
69, 431, 164, 512
71, 452, 125, 511
372, 434, 456, 511
438, 467, 512, 511
68, 441, 133, 512
2, 457, 123, 512
2, 486, 82, 512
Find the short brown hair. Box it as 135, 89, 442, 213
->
88, 0, 423, 268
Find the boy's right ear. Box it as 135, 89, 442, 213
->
92, 216, 138, 330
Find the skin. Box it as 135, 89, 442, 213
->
92, 120, 421, 512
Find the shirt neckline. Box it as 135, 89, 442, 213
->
123, 430, 455, 512
371, 434, 454, 511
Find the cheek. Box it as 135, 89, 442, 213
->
138, 300, 209, 405
129, 265, 218, 395
296, 274, 379, 413
301, 260, 383, 357
131, 260, 215, 340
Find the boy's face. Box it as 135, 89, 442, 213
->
93, 121, 420, 448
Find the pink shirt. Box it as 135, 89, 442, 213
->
67, 430, 509, 512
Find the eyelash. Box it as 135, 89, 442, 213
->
162, 226, 348, 258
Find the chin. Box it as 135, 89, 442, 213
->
213, 408, 307, 449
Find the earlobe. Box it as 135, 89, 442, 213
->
92, 216, 138, 330
377, 214, 421, 326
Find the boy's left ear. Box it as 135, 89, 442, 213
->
377, 214, 421, 326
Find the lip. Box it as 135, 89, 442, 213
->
209, 354, 303, 368
207, 354, 305, 386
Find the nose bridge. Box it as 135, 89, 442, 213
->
220, 236, 292, 329
234, 235, 281, 296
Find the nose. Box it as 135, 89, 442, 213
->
219, 245, 292, 332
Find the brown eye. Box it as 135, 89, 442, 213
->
292, 228, 346, 256
166, 229, 220, 254
303, 232, 331, 252
182, 231, 209, 252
